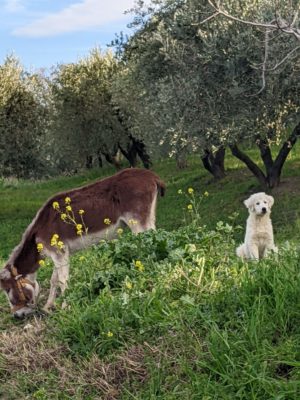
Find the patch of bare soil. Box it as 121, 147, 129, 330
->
272, 176, 300, 196
0, 319, 148, 399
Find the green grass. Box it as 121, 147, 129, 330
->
0, 146, 300, 399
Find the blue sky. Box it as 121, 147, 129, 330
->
0, 0, 137, 71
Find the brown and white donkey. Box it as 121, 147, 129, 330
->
0, 168, 165, 318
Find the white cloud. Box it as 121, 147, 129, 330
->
12, 0, 135, 37
5, 0, 25, 12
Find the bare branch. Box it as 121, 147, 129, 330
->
205, 0, 300, 40
252, 46, 300, 72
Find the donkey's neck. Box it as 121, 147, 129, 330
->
8, 231, 39, 275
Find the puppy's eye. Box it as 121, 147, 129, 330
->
256, 202, 260, 205
264, 201, 267, 204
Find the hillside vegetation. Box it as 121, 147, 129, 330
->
0, 149, 300, 399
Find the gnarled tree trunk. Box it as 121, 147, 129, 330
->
201, 147, 226, 180
230, 121, 300, 188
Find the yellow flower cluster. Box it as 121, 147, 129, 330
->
53, 196, 88, 237
135, 260, 144, 272
36, 243, 44, 253
204, 191, 209, 197
125, 281, 133, 289
107, 331, 113, 338
51, 234, 64, 250
117, 228, 123, 235
188, 187, 194, 194
76, 224, 83, 236
128, 219, 138, 225
104, 218, 111, 225
38, 260, 45, 267
187, 204, 193, 211
52, 201, 59, 210
61, 213, 67, 221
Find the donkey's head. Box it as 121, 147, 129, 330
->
0, 265, 39, 318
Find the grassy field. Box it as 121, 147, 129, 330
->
0, 146, 300, 399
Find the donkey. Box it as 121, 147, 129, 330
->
0, 168, 165, 318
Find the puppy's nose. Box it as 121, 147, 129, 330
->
262, 207, 267, 213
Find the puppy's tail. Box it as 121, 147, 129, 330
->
236, 244, 245, 259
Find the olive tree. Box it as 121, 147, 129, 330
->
0, 55, 50, 178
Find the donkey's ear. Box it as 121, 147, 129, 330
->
0, 268, 11, 281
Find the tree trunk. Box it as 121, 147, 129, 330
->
102, 151, 121, 170
176, 153, 188, 169
118, 141, 138, 168
230, 122, 300, 188
97, 150, 103, 168
131, 136, 152, 169
86, 155, 93, 169
201, 147, 226, 180
230, 143, 268, 187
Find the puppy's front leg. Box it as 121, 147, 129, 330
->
247, 243, 259, 260
263, 242, 278, 258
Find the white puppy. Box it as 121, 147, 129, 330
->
236, 192, 277, 260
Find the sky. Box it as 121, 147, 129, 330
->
0, 0, 137, 71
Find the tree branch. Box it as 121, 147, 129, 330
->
273, 121, 300, 174
204, 0, 300, 40
230, 143, 267, 186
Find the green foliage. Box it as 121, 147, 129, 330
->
50, 48, 129, 171
113, 0, 300, 176
0, 55, 50, 178
51, 223, 300, 398
53, 223, 232, 356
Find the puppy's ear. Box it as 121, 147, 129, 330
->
244, 197, 254, 212
266, 195, 274, 208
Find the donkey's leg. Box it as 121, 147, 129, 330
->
43, 248, 70, 312
144, 193, 157, 230
125, 193, 158, 234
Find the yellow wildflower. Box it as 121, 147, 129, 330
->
178, 189, 183, 195
187, 204, 193, 210
128, 219, 138, 225
76, 224, 83, 230
51, 234, 59, 246
65, 197, 71, 204
188, 188, 194, 194
117, 228, 123, 235
61, 213, 67, 221
107, 331, 113, 338
204, 191, 209, 197
135, 260, 144, 272
104, 218, 111, 225
36, 243, 44, 253
57, 241, 64, 250
77, 230, 83, 236
66, 205, 72, 212
52, 201, 59, 210
38, 259, 45, 267
125, 281, 133, 289
79, 209, 85, 215
79, 256, 85, 261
